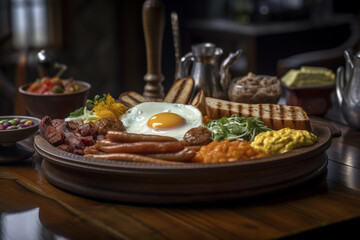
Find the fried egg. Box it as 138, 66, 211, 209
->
120, 102, 203, 140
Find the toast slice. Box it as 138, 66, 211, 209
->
118, 91, 147, 108
164, 77, 194, 104
190, 89, 206, 115
205, 97, 311, 131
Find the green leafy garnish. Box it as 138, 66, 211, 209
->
66, 94, 107, 122
65, 106, 97, 123
205, 114, 272, 142
69, 107, 85, 117
82, 94, 107, 110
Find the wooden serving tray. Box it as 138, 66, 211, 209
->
34, 121, 338, 204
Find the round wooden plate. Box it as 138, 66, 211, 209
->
34, 121, 338, 204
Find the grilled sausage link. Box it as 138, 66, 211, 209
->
84, 153, 182, 164
96, 141, 184, 154
146, 148, 196, 162
106, 131, 179, 143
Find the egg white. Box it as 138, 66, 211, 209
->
120, 102, 203, 140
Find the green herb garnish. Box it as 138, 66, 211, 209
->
205, 114, 272, 142
84, 94, 107, 110
66, 94, 107, 122
69, 107, 85, 117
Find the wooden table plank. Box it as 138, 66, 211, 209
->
1, 117, 360, 239
2, 157, 360, 240
0, 178, 121, 239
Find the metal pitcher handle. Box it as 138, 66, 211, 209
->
336, 66, 345, 106
178, 52, 194, 80
344, 49, 354, 85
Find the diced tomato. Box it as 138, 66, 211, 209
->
27, 76, 81, 94
35, 83, 50, 94
27, 81, 41, 92
41, 77, 51, 84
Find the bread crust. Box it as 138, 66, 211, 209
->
190, 89, 206, 115
205, 97, 311, 131
118, 91, 147, 108
164, 77, 194, 104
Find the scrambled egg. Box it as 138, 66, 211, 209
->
251, 128, 317, 155
93, 94, 126, 120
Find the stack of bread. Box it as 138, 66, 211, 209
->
119, 77, 311, 132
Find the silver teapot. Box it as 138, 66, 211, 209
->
336, 49, 360, 129
179, 43, 242, 100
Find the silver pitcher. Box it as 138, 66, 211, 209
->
336, 49, 360, 129
179, 43, 242, 100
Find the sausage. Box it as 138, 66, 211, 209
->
146, 148, 196, 162
106, 131, 178, 143
84, 153, 182, 164
97, 138, 119, 146
184, 145, 202, 151
96, 141, 184, 154
84, 145, 103, 154
183, 126, 212, 146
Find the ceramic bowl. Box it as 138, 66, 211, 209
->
18, 81, 91, 119
0, 115, 41, 145
281, 81, 335, 116
228, 75, 281, 104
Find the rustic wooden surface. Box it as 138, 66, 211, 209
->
1, 117, 360, 239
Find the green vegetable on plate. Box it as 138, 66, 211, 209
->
66, 94, 107, 123
205, 114, 272, 142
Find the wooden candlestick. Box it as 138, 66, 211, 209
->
142, 0, 165, 100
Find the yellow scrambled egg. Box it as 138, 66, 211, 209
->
251, 128, 317, 155
93, 94, 126, 120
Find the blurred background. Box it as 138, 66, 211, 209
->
1, 0, 359, 115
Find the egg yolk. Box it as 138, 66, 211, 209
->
147, 112, 185, 129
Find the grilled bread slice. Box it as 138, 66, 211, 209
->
190, 89, 206, 115
164, 77, 194, 104
205, 97, 311, 131
118, 91, 147, 108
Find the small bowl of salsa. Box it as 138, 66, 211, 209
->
19, 77, 91, 119
26, 76, 83, 94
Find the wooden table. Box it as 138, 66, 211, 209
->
1, 116, 360, 239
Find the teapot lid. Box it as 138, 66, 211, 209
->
192, 43, 216, 57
